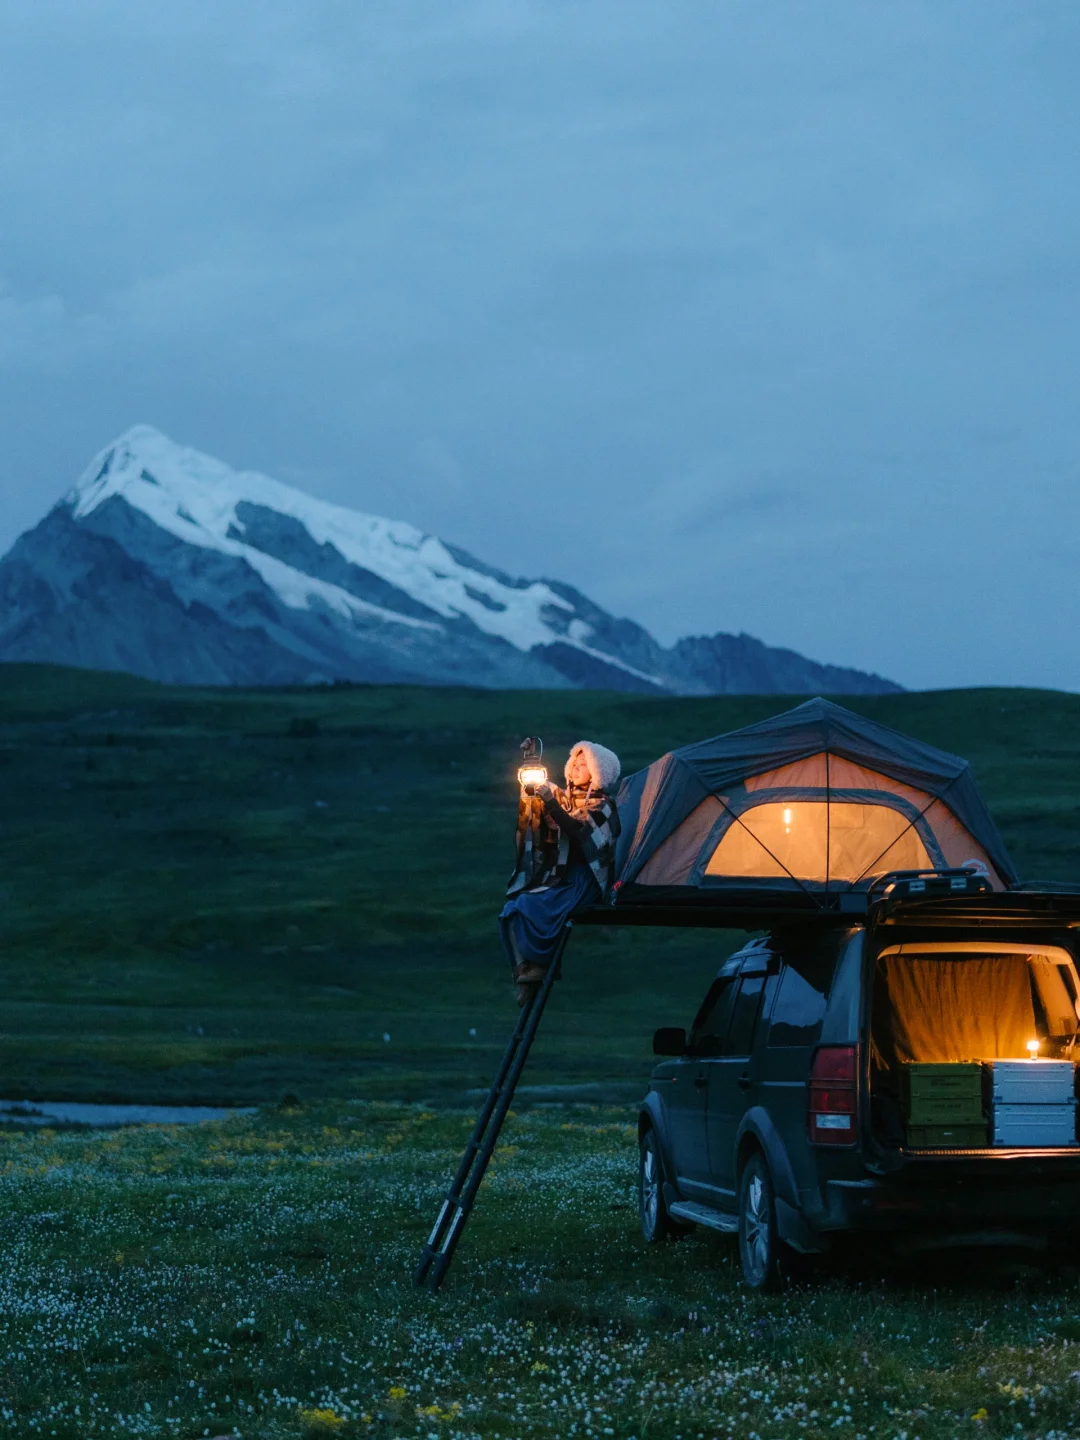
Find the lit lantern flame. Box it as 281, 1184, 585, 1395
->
1026, 1039, 1040, 1059
518, 765, 548, 788
783, 807, 793, 832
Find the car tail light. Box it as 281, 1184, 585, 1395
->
808, 1045, 858, 1147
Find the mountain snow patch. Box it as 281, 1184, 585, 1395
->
69, 424, 600, 657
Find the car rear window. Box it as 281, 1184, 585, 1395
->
767, 950, 837, 1047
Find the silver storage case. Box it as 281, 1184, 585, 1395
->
991, 1101, 1078, 1148
985, 1060, 1077, 1106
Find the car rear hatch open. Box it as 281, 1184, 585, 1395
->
866, 886, 1080, 1169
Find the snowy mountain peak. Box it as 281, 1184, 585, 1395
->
71, 423, 450, 578
0, 425, 901, 697
74, 424, 418, 555
66, 425, 593, 658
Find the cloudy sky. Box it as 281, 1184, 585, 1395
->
1, 1, 1078, 690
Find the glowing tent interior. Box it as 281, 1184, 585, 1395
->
614, 698, 1016, 902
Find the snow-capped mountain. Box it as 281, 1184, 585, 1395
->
0, 426, 901, 695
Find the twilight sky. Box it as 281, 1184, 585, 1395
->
1, 1, 1078, 690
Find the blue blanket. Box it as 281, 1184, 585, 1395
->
499, 862, 599, 968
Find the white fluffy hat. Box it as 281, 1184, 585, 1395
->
565, 740, 621, 792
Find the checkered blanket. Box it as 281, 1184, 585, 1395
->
506, 783, 620, 900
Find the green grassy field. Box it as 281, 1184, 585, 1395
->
3, 1101, 1080, 1439
2, 665, 1080, 1439
1, 664, 1079, 1106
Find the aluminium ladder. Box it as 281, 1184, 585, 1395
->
413, 925, 572, 1292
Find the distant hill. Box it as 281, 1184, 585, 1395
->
0, 425, 901, 695
0, 666, 1074, 1105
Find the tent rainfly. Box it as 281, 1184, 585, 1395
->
614, 698, 1016, 900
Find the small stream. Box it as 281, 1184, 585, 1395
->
0, 1099, 257, 1128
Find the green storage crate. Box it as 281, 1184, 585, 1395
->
904, 1092, 985, 1124
902, 1062, 984, 1125
906, 1122, 989, 1149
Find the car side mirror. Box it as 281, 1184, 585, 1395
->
653, 1026, 687, 1057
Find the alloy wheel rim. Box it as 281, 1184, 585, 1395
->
642, 1145, 659, 1233
742, 1172, 770, 1280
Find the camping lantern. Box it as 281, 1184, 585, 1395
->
517, 736, 547, 790
1026, 1039, 1040, 1060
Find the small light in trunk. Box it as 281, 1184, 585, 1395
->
1026, 1039, 1040, 1059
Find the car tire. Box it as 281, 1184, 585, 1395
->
638, 1127, 688, 1243
738, 1152, 783, 1290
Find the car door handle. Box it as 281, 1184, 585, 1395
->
737, 1073, 752, 1091
694, 1074, 708, 1090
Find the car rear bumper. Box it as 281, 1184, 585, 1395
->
820, 1157, 1080, 1235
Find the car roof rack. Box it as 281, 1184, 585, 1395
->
867, 868, 993, 904
869, 885, 1080, 929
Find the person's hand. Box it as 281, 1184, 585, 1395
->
535, 782, 554, 802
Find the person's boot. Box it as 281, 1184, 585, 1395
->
513, 963, 546, 1008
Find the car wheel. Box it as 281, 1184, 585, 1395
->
738, 1152, 782, 1290
638, 1127, 686, 1242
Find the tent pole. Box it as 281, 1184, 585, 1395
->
413, 924, 572, 1293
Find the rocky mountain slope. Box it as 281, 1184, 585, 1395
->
0, 426, 900, 694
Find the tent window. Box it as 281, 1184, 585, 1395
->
704, 801, 933, 883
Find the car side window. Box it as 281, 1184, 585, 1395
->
690, 977, 739, 1057
766, 946, 837, 1047
725, 975, 766, 1056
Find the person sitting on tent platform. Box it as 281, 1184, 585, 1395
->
500, 740, 621, 1007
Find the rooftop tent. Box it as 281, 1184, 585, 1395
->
614, 698, 1017, 899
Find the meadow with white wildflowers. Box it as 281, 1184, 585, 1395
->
2, 1103, 1079, 1440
